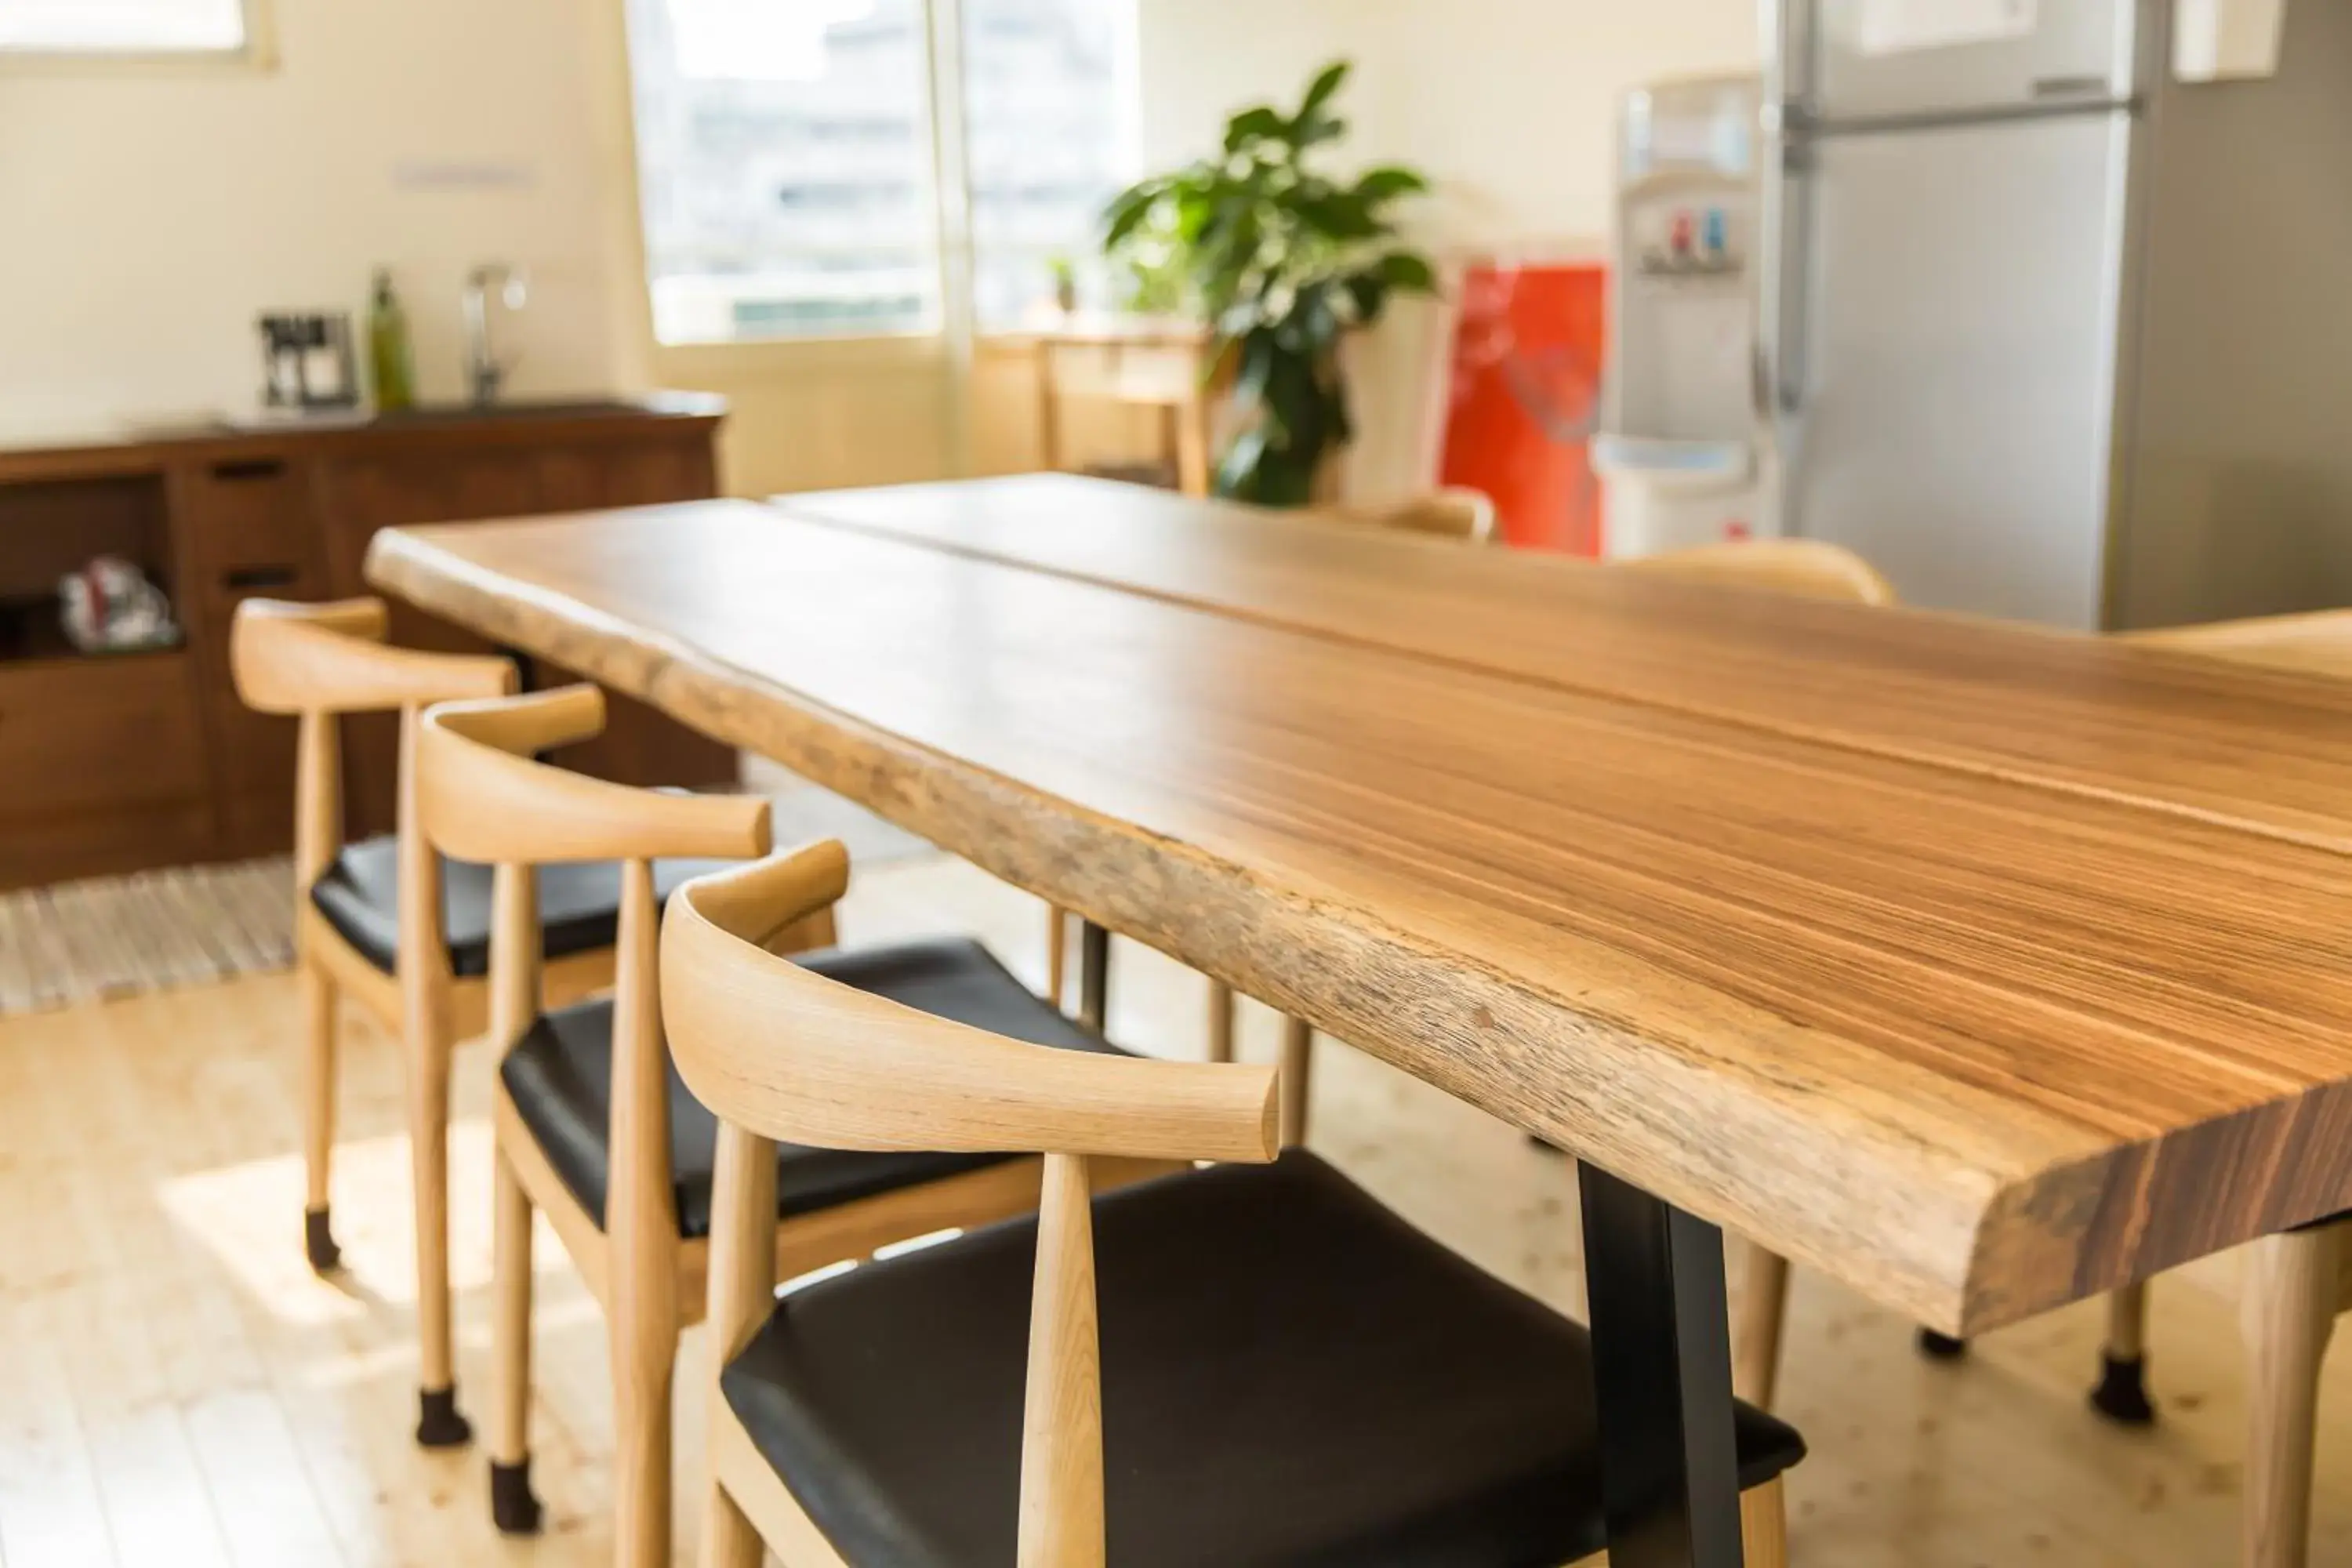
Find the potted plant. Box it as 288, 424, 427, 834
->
1046, 253, 1080, 316
1102, 60, 1436, 506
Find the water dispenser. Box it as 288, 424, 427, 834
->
1595, 74, 1770, 558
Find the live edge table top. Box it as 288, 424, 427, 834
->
368, 493, 2352, 1339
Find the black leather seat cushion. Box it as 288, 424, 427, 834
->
500, 936, 1123, 1239
308, 834, 734, 978
723, 1152, 1805, 1568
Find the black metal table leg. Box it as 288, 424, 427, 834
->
1076, 920, 1110, 1034
1577, 1161, 1748, 1568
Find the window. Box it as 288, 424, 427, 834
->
960, 0, 1136, 329
625, 0, 1138, 346
0, 0, 255, 55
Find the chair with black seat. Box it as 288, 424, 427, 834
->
232, 596, 735, 1447
664, 849, 1806, 1568
414, 687, 1185, 1566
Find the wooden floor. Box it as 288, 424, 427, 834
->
2, 851, 2347, 1566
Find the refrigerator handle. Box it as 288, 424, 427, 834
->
1759, 131, 1812, 417
1757, 0, 1811, 419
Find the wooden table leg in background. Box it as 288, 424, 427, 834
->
1578, 1162, 1748, 1568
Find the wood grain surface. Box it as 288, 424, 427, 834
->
367, 503, 2352, 1337
775, 474, 2352, 854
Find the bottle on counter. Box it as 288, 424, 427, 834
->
367, 269, 416, 412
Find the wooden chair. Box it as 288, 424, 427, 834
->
1621, 536, 1899, 607
1322, 486, 1499, 544
2105, 608, 2352, 1568
413, 687, 1184, 1564
230, 597, 666, 1446
664, 849, 1805, 1568
1611, 539, 1900, 1412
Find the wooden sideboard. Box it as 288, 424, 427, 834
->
0, 397, 739, 889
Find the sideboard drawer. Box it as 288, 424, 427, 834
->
181, 452, 320, 578
0, 653, 207, 819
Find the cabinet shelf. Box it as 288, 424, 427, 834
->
0, 604, 183, 670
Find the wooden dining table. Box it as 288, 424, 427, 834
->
368, 477, 2352, 1568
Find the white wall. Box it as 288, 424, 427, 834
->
0, 0, 626, 437
1135, 0, 1409, 169
1374, 0, 1759, 249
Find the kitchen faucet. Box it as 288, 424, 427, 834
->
462, 263, 528, 405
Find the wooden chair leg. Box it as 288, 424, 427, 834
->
405, 1007, 469, 1447
488, 1148, 542, 1534
2242, 1227, 2340, 1568
702, 1486, 764, 1568
702, 1122, 780, 1568
1045, 906, 1068, 1011
1207, 980, 1236, 1065
610, 1296, 679, 1568
608, 860, 682, 1568
1740, 1476, 1790, 1568
1278, 1017, 1314, 1146
1735, 1244, 1791, 1410
299, 961, 341, 1272
2091, 1280, 2157, 1425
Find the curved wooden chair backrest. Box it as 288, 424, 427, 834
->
416, 685, 771, 1047
1624, 539, 1900, 608
663, 851, 1278, 1164
1319, 487, 1497, 545
230, 596, 519, 889
663, 852, 1278, 1566
230, 596, 517, 716
2122, 609, 2352, 680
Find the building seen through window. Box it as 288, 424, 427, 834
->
626, 0, 1138, 345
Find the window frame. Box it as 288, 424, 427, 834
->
0, 0, 275, 70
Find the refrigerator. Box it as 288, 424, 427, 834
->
1763, 0, 2352, 630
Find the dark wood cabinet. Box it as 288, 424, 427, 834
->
0, 398, 736, 888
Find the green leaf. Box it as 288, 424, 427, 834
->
1230, 329, 1280, 412
1252, 445, 1324, 506
1375, 251, 1439, 292
1352, 165, 1430, 206
1223, 105, 1286, 152
1214, 425, 1270, 499
1294, 191, 1381, 240
1100, 181, 1163, 252
1291, 113, 1348, 149
1296, 60, 1350, 123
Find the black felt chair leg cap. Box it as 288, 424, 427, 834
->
490, 1460, 543, 1534
1917, 1327, 1969, 1360
416, 1387, 473, 1448
303, 1207, 341, 1273
2089, 1352, 2157, 1425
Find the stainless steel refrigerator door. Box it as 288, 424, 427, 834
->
1783, 111, 2131, 627
1795, 0, 2136, 120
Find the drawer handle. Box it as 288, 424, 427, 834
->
223, 565, 299, 590
210, 458, 286, 482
